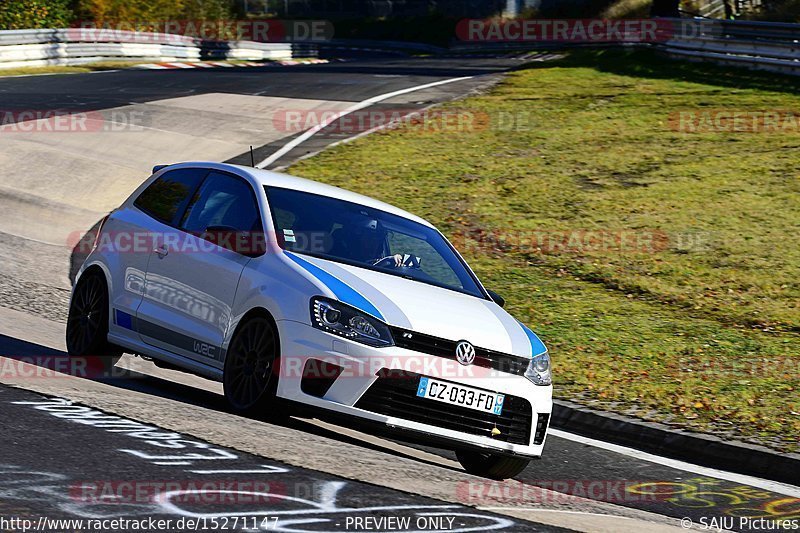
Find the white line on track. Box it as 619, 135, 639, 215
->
479, 509, 632, 518
188, 467, 288, 474
549, 428, 800, 498
255, 75, 474, 168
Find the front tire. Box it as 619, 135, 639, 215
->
456, 450, 530, 480
66, 271, 122, 369
223, 315, 281, 416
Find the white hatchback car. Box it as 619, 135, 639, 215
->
67, 162, 552, 479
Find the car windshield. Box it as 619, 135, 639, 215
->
265, 186, 486, 298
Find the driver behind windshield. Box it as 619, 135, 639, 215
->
338, 218, 408, 267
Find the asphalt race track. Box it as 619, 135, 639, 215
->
1, 55, 798, 533
0, 385, 556, 532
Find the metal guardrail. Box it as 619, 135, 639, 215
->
2, 19, 800, 75
321, 38, 445, 53
0, 28, 310, 69
449, 18, 800, 77
659, 18, 800, 76
716, 18, 800, 41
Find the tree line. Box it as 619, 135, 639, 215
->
0, 0, 235, 30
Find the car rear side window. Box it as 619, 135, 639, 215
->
181, 172, 262, 234
133, 168, 207, 225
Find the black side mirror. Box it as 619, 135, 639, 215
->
487, 289, 506, 308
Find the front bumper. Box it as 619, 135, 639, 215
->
275, 320, 552, 458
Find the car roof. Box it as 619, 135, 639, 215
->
166, 162, 435, 228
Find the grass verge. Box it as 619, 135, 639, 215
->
290, 48, 800, 452
0, 60, 151, 77
0, 59, 284, 77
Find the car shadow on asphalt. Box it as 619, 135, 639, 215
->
0, 333, 464, 474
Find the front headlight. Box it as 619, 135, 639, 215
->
525, 351, 552, 386
311, 297, 394, 348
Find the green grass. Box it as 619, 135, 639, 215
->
0, 60, 150, 77
290, 48, 800, 452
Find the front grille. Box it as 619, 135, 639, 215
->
390, 326, 530, 376
355, 369, 533, 445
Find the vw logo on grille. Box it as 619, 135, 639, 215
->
455, 341, 476, 366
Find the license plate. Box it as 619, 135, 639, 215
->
416, 377, 505, 415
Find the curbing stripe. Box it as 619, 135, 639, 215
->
133, 59, 334, 70
551, 398, 800, 487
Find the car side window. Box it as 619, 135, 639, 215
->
181, 172, 262, 235
133, 168, 207, 225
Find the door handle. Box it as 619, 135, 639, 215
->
154, 245, 168, 258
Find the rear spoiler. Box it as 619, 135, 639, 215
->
152, 164, 169, 174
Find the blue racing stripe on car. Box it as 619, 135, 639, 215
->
315, 259, 413, 329
285, 252, 385, 320
479, 300, 531, 357
518, 321, 547, 357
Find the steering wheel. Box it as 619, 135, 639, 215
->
373, 256, 399, 268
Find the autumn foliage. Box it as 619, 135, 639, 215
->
0, 0, 73, 30
0, 0, 237, 30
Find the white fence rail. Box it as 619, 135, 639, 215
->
0, 28, 309, 69
660, 18, 800, 76
3, 19, 800, 75
449, 18, 800, 77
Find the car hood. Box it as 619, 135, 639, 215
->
285, 252, 546, 358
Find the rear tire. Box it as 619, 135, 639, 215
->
66, 271, 122, 371
456, 450, 530, 480
223, 315, 283, 418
